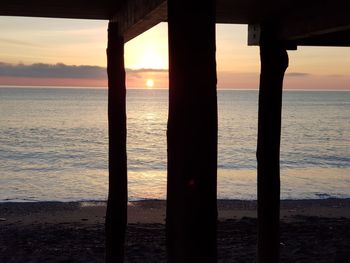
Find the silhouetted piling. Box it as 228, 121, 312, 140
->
257, 24, 289, 263
105, 21, 127, 263
166, 0, 218, 262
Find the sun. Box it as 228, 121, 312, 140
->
146, 79, 154, 88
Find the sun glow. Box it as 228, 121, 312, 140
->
146, 79, 154, 88
125, 23, 168, 69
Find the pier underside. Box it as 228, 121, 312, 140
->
1, 0, 349, 45
1, 1, 349, 263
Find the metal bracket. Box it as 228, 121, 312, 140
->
248, 24, 261, 46
248, 23, 297, 50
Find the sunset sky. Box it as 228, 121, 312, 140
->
0, 16, 349, 90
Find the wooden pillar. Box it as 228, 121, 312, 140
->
105, 21, 127, 263
257, 24, 288, 263
166, 0, 218, 262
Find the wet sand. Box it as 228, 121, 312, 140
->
1, 199, 349, 262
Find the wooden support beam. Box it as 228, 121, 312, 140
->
280, 0, 350, 41
166, 1, 218, 262
257, 23, 288, 263
105, 21, 127, 263
293, 28, 350, 47
111, 0, 167, 42
248, 0, 350, 47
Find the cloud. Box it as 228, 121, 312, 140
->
126, 68, 168, 80
286, 72, 310, 77
0, 62, 106, 79
0, 62, 168, 80
126, 68, 167, 73
327, 74, 345, 78
0, 38, 40, 47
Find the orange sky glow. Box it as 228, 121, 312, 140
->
0, 17, 349, 90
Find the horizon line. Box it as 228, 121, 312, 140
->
1, 85, 350, 92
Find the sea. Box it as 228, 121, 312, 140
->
0, 87, 349, 202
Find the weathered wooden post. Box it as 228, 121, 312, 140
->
105, 21, 127, 263
166, 0, 218, 262
256, 23, 288, 263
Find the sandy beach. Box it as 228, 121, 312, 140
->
1, 198, 349, 262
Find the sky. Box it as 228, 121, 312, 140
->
0, 16, 349, 90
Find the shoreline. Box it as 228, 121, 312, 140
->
1, 198, 349, 225
1, 198, 349, 262
2, 167, 349, 202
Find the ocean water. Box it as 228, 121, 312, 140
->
0, 87, 349, 202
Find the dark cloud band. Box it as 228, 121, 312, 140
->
0, 62, 167, 79
286, 72, 310, 77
